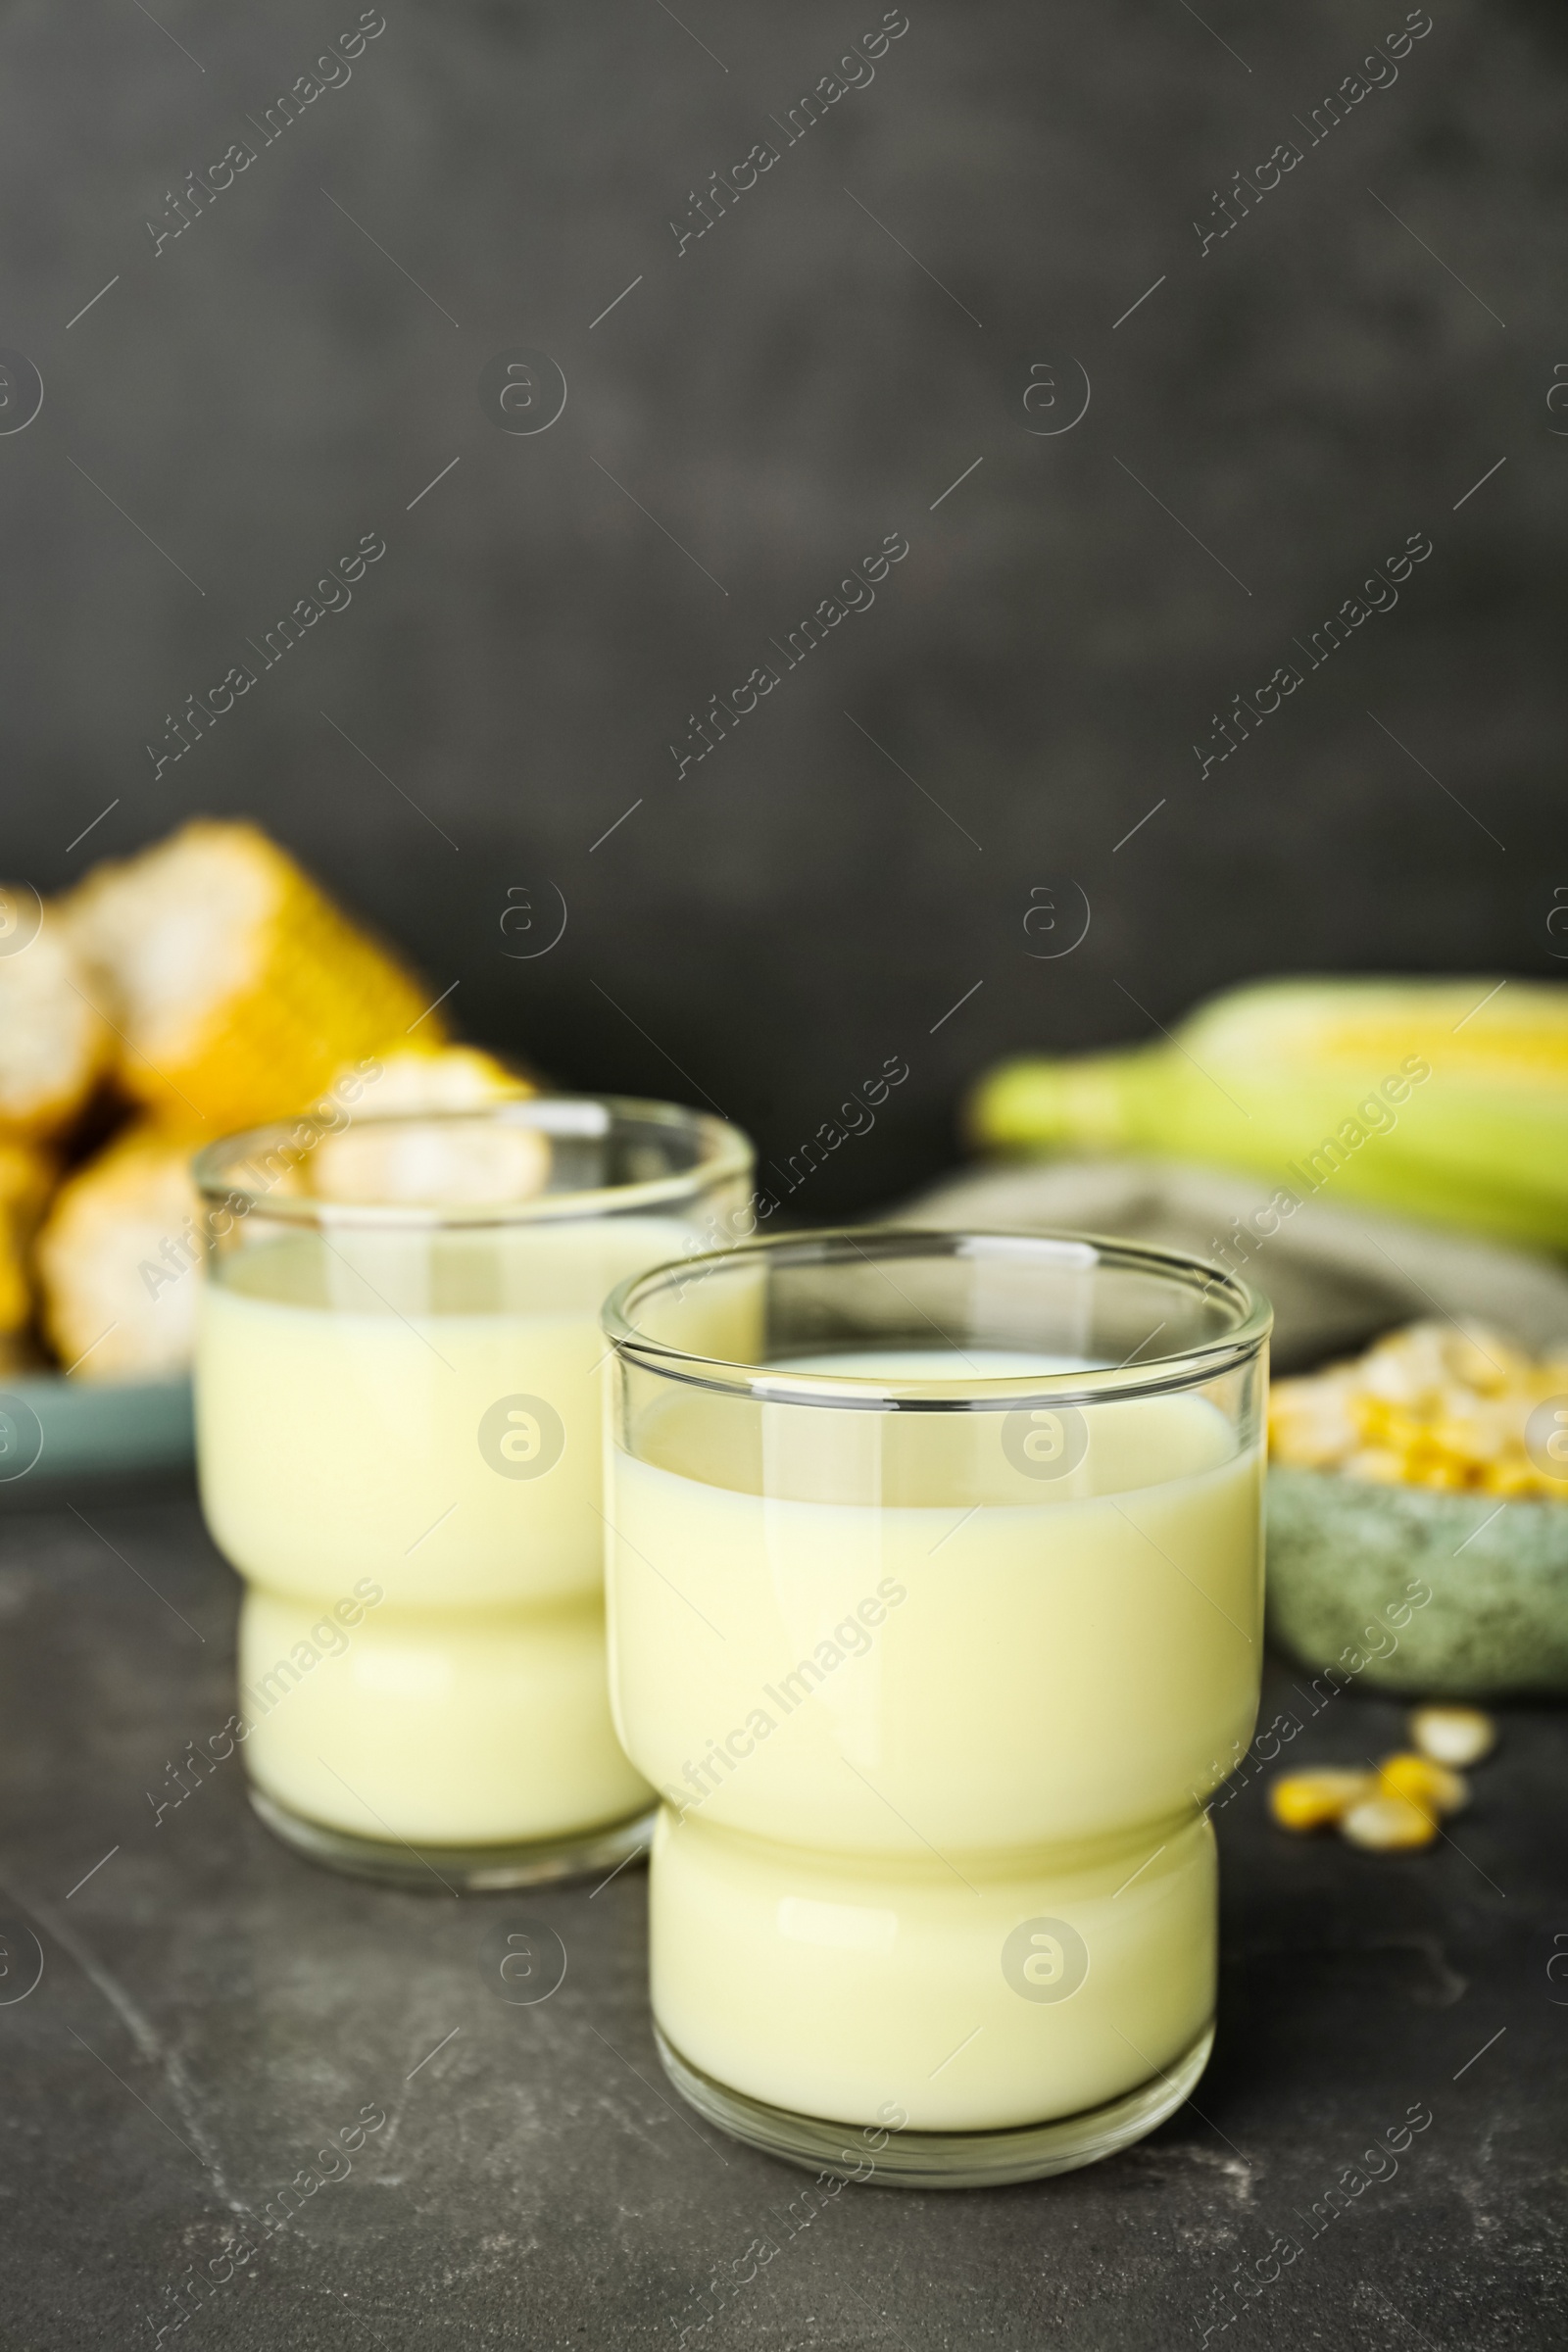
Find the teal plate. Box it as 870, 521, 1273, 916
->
0, 1374, 195, 1496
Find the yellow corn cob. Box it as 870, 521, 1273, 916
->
332, 1046, 533, 1115
35, 1124, 203, 1381
37, 1050, 536, 1379
0, 1138, 54, 1340
0, 900, 110, 1137
311, 1046, 542, 1204
969, 977, 1568, 1250
60, 820, 441, 1136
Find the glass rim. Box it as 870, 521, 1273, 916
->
602, 1227, 1272, 1410
191, 1093, 754, 1229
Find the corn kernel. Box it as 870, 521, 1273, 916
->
1378, 1752, 1468, 1819
1340, 1794, 1439, 1851
1407, 1706, 1495, 1768
1268, 1769, 1377, 1832
1343, 1447, 1408, 1485
1267, 1317, 1568, 1500
1431, 1416, 1503, 1466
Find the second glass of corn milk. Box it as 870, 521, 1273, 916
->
602, 1230, 1269, 2186
194, 1097, 752, 1887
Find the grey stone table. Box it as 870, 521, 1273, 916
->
1, 1481, 1562, 2351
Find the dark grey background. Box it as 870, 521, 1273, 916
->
1, 0, 1562, 1211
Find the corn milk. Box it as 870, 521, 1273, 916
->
198, 1217, 709, 1846
607, 1350, 1262, 2129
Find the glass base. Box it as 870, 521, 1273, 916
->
654, 2019, 1216, 2189
249, 1783, 656, 1892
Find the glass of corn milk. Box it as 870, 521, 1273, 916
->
602, 1229, 1269, 2186
194, 1097, 753, 1888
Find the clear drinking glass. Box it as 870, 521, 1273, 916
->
194, 1095, 753, 1889
602, 1229, 1269, 2186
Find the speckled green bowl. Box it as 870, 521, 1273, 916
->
1265, 1465, 1568, 1696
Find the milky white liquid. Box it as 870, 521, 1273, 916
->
607, 1350, 1263, 2131
197, 1217, 713, 1847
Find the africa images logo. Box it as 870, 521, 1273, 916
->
477, 1395, 566, 1480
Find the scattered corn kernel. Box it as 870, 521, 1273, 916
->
1268, 1319, 1568, 1499
1340, 1794, 1439, 1851
1378, 1752, 1468, 1819
1268, 1769, 1377, 1832
1408, 1705, 1496, 1768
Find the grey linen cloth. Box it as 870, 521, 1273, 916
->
902, 1155, 1568, 1374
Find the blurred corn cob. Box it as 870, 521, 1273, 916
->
970, 978, 1568, 1250
35, 1125, 202, 1382
60, 819, 442, 1135
310, 1046, 539, 1203
342, 1047, 532, 1116
0, 900, 109, 1136
37, 1048, 529, 1381
0, 1139, 54, 1366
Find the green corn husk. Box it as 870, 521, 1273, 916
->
969, 977, 1568, 1251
